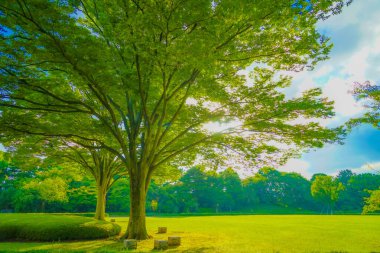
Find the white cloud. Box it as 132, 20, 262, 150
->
280, 0, 380, 128
323, 77, 363, 117
203, 120, 241, 133
253, 2, 380, 178
185, 97, 198, 106
350, 161, 380, 175
278, 158, 312, 179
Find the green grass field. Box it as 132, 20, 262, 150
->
0, 214, 379, 252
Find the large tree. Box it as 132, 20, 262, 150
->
311, 175, 344, 214
2, 134, 125, 220
61, 146, 125, 220
0, 0, 350, 239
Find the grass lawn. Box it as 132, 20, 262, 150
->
0, 215, 379, 252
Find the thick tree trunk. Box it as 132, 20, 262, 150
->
126, 176, 149, 240
94, 185, 107, 220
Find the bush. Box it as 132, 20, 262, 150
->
53, 212, 109, 218
0, 214, 121, 241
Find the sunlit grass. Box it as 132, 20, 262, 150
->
0, 215, 379, 252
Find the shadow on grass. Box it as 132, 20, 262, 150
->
97, 243, 214, 253
147, 246, 213, 253
180, 247, 214, 253
0, 240, 122, 253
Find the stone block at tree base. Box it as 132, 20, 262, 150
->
168, 236, 181, 246
158, 227, 167, 233
154, 240, 168, 250
124, 239, 137, 249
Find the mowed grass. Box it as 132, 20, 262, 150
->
0, 215, 379, 252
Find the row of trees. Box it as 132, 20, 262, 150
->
2, 156, 379, 215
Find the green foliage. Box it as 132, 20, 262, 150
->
362, 188, 380, 214
106, 177, 130, 213
349, 82, 380, 129
24, 177, 68, 203
311, 175, 344, 213
57, 212, 109, 218
0, 214, 120, 241
149, 167, 317, 214
311, 173, 327, 182
247, 167, 315, 209
2, 157, 379, 215
2, 136, 127, 220
218, 168, 243, 211
150, 200, 158, 212
0, 0, 348, 185
0, 0, 351, 238
337, 172, 380, 211
66, 178, 97, 213
0, 160, 97, 213
337, 169, 354, 186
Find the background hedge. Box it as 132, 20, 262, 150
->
0, 214, 121, 241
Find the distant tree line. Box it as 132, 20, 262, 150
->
1, 159, 380, 214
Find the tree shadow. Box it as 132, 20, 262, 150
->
179, 247, 214, 252
148, 246, 213, 253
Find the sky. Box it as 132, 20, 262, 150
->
278, 0, 380, 178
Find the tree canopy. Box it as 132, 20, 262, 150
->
362, 188, 380, 214
350, 82, 380, 129
311, 175, 344, 214
1, 134, 126, 220
0, 0, 351, 239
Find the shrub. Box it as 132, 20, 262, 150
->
0, 214, 121, 241
54, 212, 109, 218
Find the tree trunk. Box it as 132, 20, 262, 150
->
94, 185, 107, 220
126, 176, 149, 240
41, 200, 46, 213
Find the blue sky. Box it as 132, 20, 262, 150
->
279, 0, 380, 178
